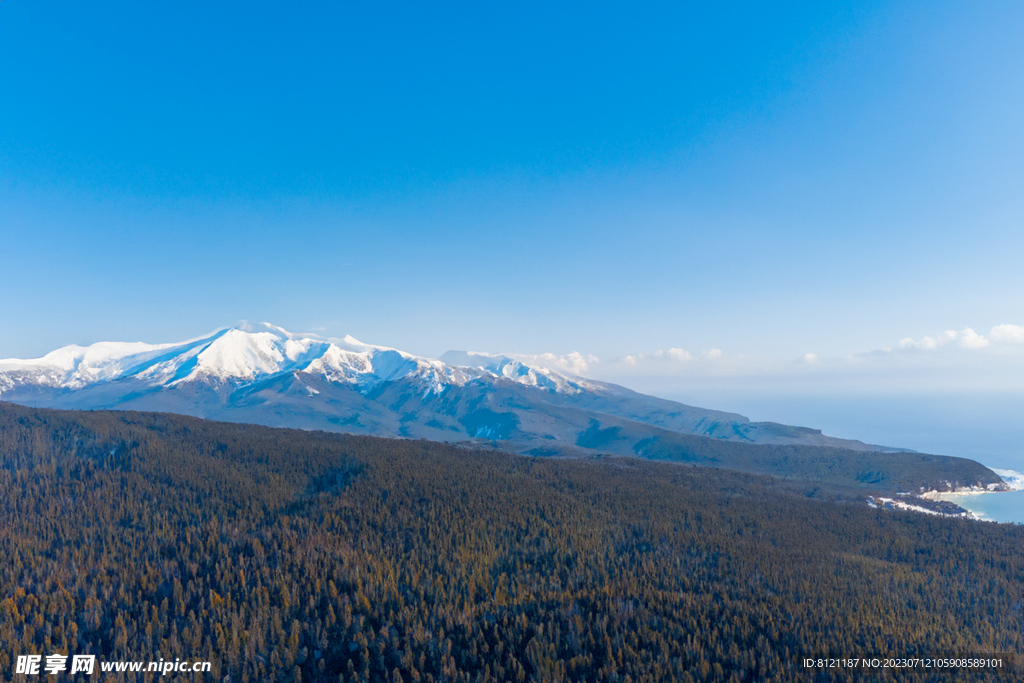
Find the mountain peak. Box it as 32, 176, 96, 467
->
0, 323, 956, 482
439, 350, 514, 373
0, 325, 589, 398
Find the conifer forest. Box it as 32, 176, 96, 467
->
0, 403, 1021, 682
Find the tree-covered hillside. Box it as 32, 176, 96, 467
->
0, 403, 1020, 682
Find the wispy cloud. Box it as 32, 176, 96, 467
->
899, 327, 989, 351
507, 322, 1024, 394
991, 324, 1024, 344
519, 344, 778, 379
509, 351, 599, 376
621, 348, 692, 365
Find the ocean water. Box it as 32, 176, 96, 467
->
648, 389, 1024, 522
933, 490, 1024, 525
669, 392, 1024, 473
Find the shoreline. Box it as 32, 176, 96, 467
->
919, 468, 1024, 501
923, 488, 1024, 525
920, 488, 1011, 500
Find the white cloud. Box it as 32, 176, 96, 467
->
621, 347, 694, 366
602, 346, 778, 379
899, 327, 988, 351
957, 327, 989, 349
899, 336, 938, 350
667, 347, 692, 361
991, 324, 1024, 344
512, 351, 598, 375
499, 321, 1023, 396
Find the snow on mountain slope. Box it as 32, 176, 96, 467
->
0, 324, 581, 396
0, 323, 906, 454
438, 350, 596, 394
0, 334, 215, 390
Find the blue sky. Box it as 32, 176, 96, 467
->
2, 2, 1022, 463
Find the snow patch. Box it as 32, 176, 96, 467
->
868, 496, 945, 517
992, 468, 1024, 491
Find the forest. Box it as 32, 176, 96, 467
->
0, 402, 1020, 682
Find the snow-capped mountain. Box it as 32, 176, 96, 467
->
0, 323, 1003, 492
0, 323, 905, 448
0, 324, 591, 399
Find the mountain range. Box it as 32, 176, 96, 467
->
0, 323, 1005, 493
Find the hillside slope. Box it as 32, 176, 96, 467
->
0, 403, 1019, 682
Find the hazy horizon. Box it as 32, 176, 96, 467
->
2, 321, 1021, 472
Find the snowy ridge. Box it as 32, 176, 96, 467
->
0, 339, 193, 390
0, 324, 586, 396
438, 350, 597, 394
